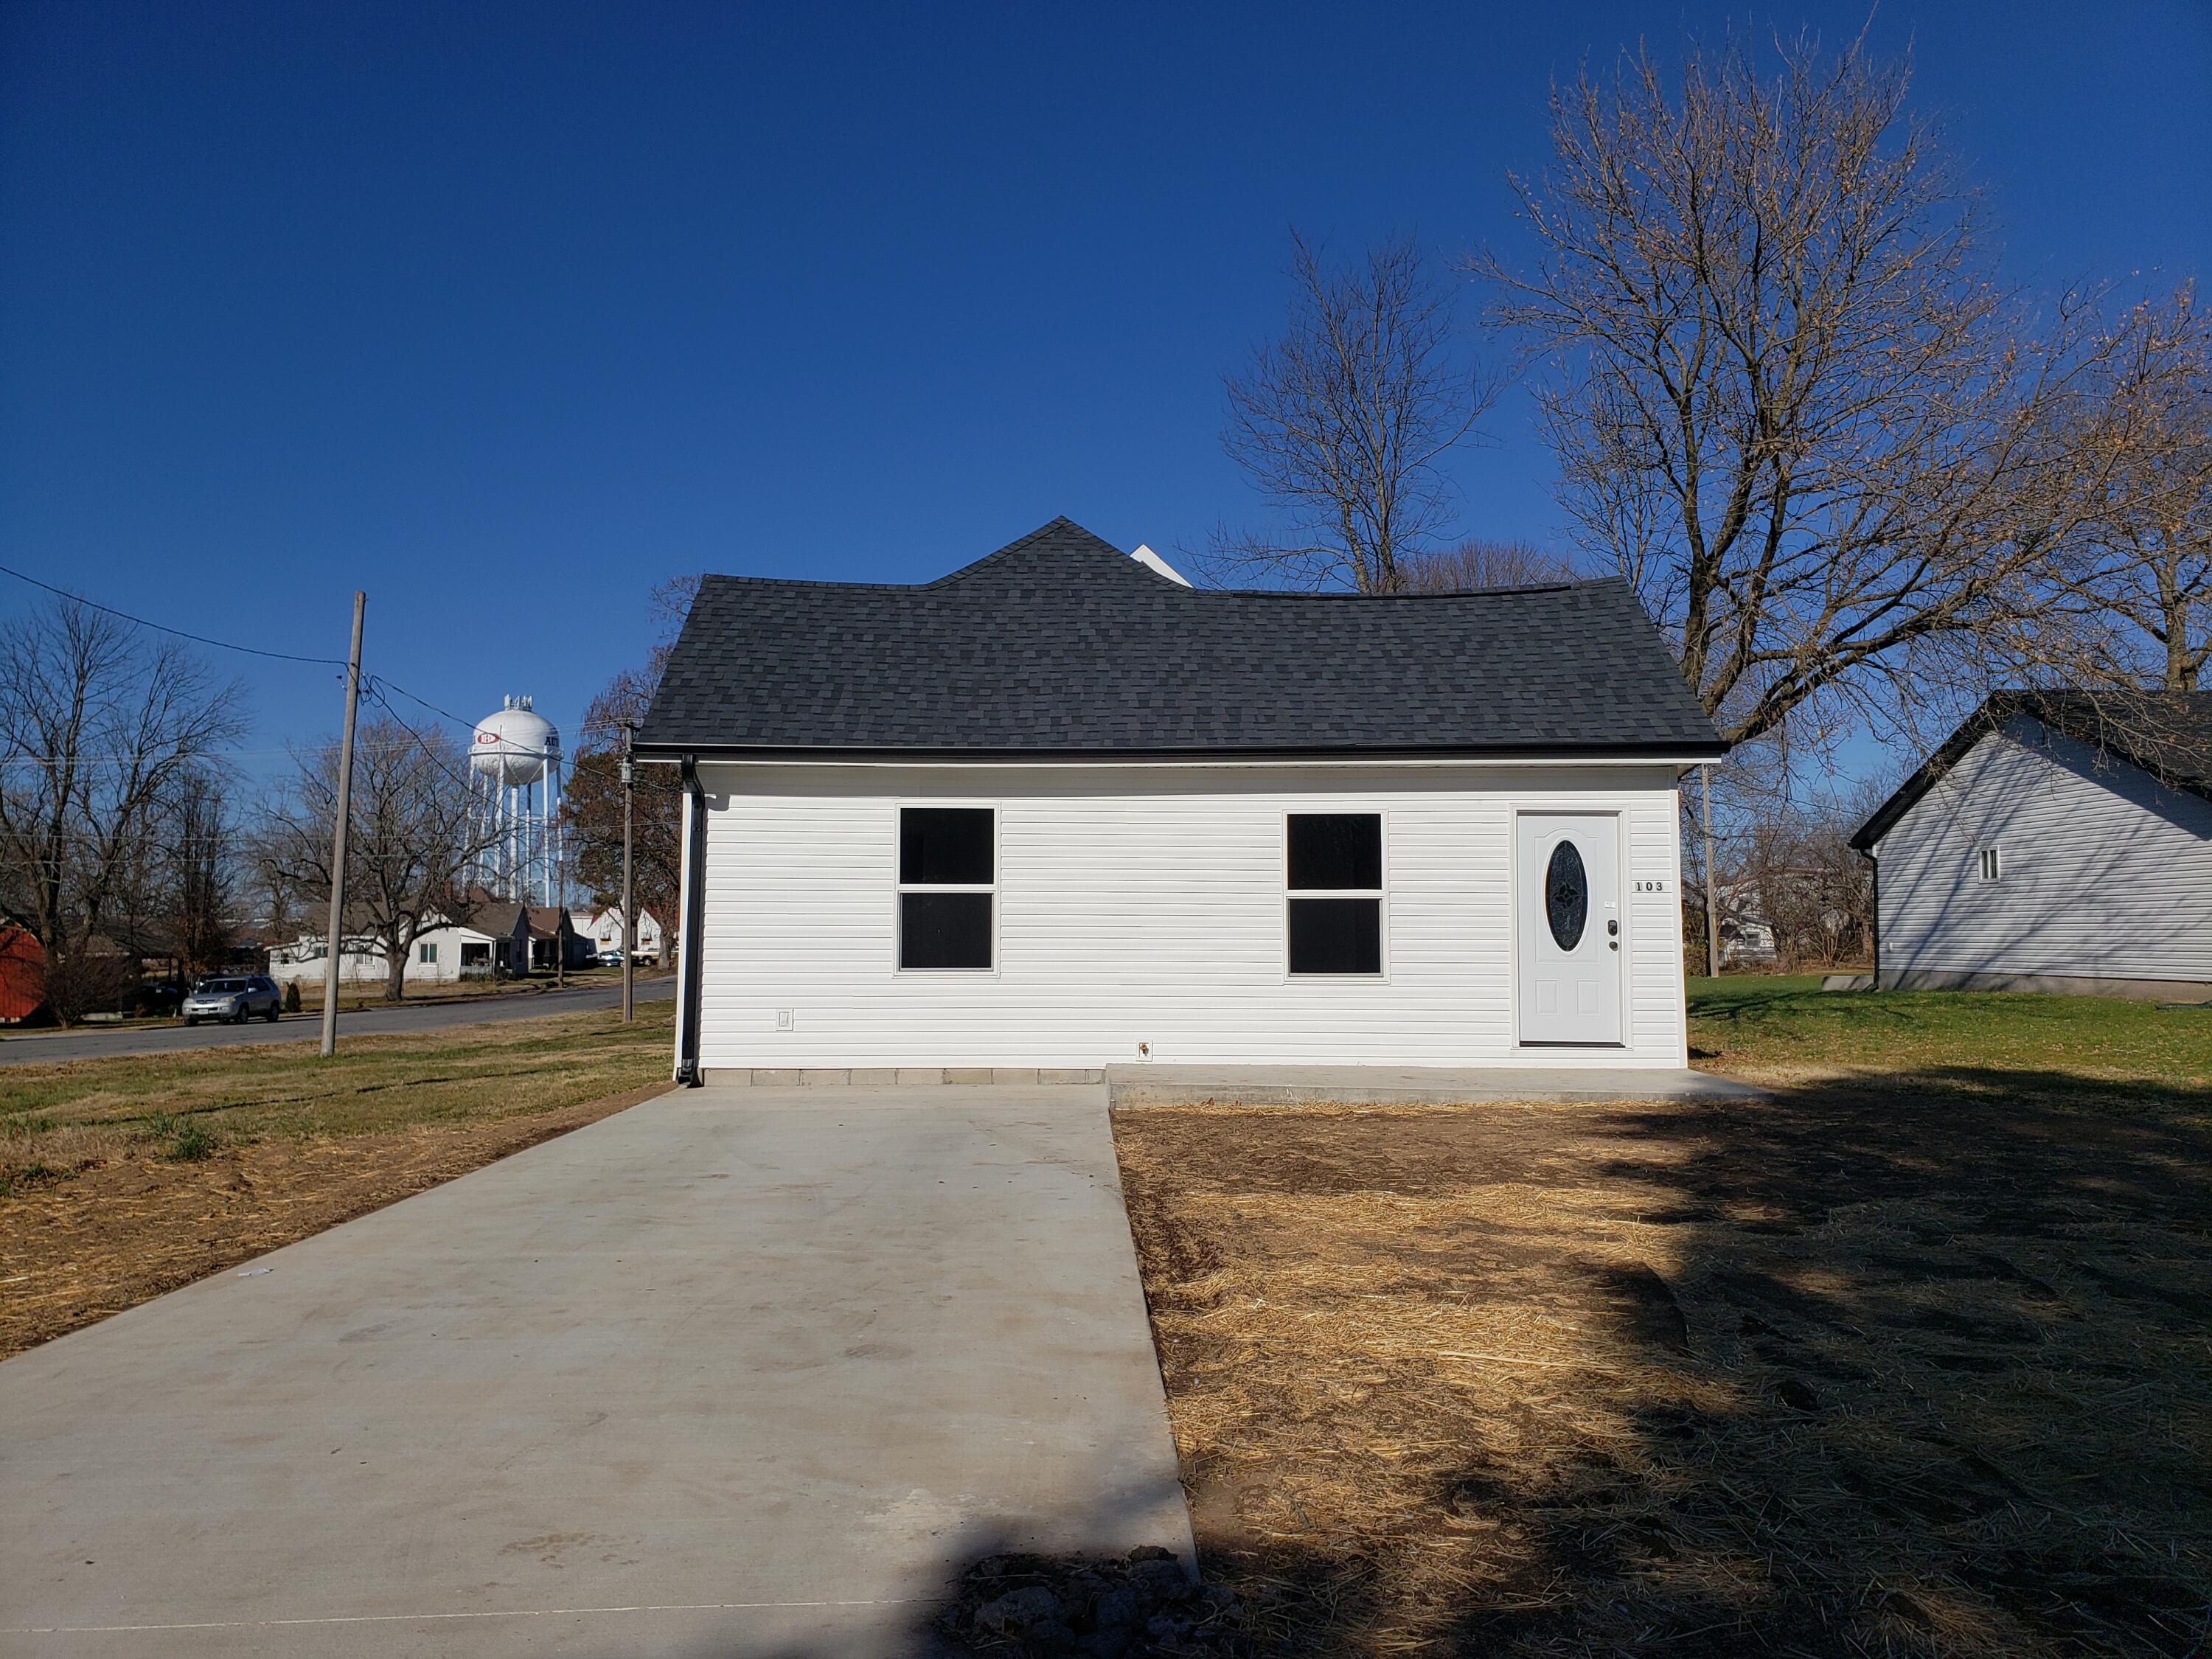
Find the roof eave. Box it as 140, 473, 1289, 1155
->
632, 739, 1728, 765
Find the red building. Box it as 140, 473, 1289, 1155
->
0, 926, 46, 1023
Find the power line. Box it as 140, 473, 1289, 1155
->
0, 560, 352, 667
0, 742, 420, 769
2, 565, 667, 782
359, 683, 497, 799
366, 676, 484, 735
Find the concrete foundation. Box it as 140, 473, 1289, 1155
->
1872, 968, 2212, 1003
1105, 1063, 1770, 1107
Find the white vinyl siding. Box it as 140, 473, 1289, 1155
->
1875, 714, 2212, 982
692, 762, 1689, 1071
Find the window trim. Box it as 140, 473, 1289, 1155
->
1978, 846, 2001, 883
418, 940, 439, 965
1282, 810, 1389, 981
894, 801, 1001, 975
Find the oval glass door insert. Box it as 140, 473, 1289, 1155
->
1545, 840, 1588, 950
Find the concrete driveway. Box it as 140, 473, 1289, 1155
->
0, 977, 676, 1067
0, 1084, 1191, 1657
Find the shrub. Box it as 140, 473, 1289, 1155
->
282, 980, 301, 1013
144, 1112, 218, 1163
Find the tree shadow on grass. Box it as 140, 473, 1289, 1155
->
1117, 1065, 2212, 1657
1456, 1067, 2211, 1657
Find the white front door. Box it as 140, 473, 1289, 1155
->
1517, 813, 1622, 1045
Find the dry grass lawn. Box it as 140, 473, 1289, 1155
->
0, 1002, 673, 1357
1116, 992, 2212, 1656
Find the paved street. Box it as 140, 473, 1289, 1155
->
0, 977, 675, 1067
0, 1082, 1191, 1656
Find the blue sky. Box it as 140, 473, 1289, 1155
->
2, 1, 2207, 782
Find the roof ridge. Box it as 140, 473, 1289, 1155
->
921, 517, 1127, 589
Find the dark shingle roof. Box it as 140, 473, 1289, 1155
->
637, 518, 1722, 759
1852, 689, 2212, 850
469, 902, 528, 939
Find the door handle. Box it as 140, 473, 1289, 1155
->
1607, 920, 1618, 937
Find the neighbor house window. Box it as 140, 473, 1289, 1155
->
1287, 813, 1383, 975
1978, 847, 2001, 883
460, 942, 490, 967
418, 942, 438, 964
899, 807, 995, 970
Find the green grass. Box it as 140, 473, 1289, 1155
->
0, 1001, 675, 1181
1688, 973, 2212, 1090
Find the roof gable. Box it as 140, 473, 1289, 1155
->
639, 516, 1723, 759
1851, 689, 2212, 850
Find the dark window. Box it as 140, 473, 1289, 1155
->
1545, 840, 1588, 950
899, 892, 993, 970
1289, 898, 1382, 975
900, 808, 994, 886
1287, 813, 1383, 975
1287, 814, 1382, 891
899, 806, 995, 970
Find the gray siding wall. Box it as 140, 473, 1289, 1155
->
1876, 714, 2212, 982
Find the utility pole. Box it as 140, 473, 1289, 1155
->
1701, 763, 1721, 980
552, 777, 565, 988
320, 591, 366, 1057
620, 723, 636, 1023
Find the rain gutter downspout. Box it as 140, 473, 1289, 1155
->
675, 754, 708, 1086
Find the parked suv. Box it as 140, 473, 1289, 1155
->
182, 975, 283, 1026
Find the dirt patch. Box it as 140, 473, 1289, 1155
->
1115, 1077, 2212, 1656
0, 1082, 666, 1358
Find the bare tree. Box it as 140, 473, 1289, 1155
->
562, 576, 695, 959
564, 684, 682, 945
161, 770, 235, 981
257, 717, 494, 1003
1477, 32, 2126, 755
2074, 284, 2212, 689
1726, 791, 1880, 971
1396, 538, 1582, 591
1212, 232, 1500, 592
0, 599, 244, 1023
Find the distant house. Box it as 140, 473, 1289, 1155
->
268, 904, 534, 989
524, 907, 594, 973
1713, 879, 1778, 967
636, 517, 1727, 1082
1851, 690, 2212, 999
571, 906, 664, 961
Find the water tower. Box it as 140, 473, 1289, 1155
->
469, 696, 564, 905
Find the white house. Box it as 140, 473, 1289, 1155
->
635, 518, 1726, 1083
571, 906, 665, 961
1851, 690, 2212, 999
268, 903, 533, 989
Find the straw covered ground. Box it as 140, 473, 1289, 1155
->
1115, 999, 2212, 1655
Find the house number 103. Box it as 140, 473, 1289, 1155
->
1633, 878, 1667, 893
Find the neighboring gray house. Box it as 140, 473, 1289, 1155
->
1851, 691, 2212, 999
